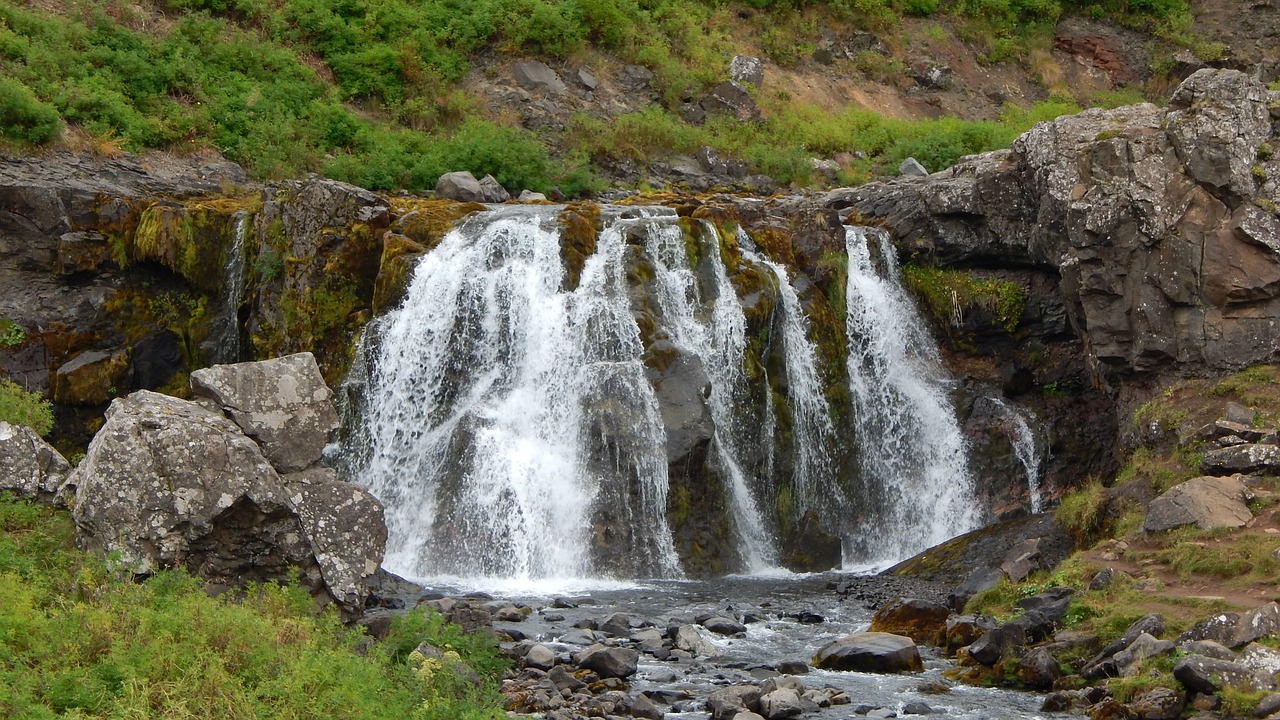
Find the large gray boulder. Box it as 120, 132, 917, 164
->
1179, 603, 1280, 648
434, 171, 486, 202
1143, 475, 1254, 532
70, 389, 384, 614
0, 420, 72, 506
575, 644, 639, 678
812, 631, 924, 673
1201, 444, 1280, 475
190, 352, 339, 473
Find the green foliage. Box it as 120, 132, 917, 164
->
0, 380, 54, 436
0, 77, 61, 144
0, 319, 25, 347
1055, 478, 1109, 546
0, 495, 506, 720
901, 264, 1024, 333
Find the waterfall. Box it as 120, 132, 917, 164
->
205, 211, 249, 364
642, 221, 777, 571
991, 397, 1045, 514
843, 226, 980, 567
747, 251, 841, 518
355, 207, 681, 581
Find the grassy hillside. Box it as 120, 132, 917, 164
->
0, 0, 1196, 193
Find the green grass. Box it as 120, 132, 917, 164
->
0, 495, 507, 720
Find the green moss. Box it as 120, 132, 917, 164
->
558, 201, 601, 292
389, 198, 486, 249
901, 264, 1024, 334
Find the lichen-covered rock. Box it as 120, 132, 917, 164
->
1201, 444, 1280, 475
190, 352, 339, 473
1143, 475, 1253, 532
1179, 603, 1280, 649
812, 631, 924, 673
0, 420, 72, 506
70, 389, 384, 614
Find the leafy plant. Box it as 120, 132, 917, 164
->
0, 379, 54, 436
0, 319, 25, 347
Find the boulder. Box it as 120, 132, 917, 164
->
512, 60, 567, 94
868, 598, 951, 646
600, 612, 634, 636
898, 157, 929, 177
0, 420, 72, 506
944, 615, 997, 654
52, 349, 129, 405
629, 692, 664, 720
673, 624, 717, 656
729, 55, 765, 87
1015, 646, 1060, 689
812, 632, 924, 673
757, 688, 803, 720
702, 615, 748, 636
1129, 686, 1184, 720
1173, 654, 1272, 693
434, 171, 486, 202
1150, 475, 1258, 534
70, 389, 385, 614
707, 685, 762, 720
700, 81, 761, 122
1084, 614, 1165, 679
1201, 444, 1280, 475
190, 352, 339, 473
1179, 603, 1280, 648
1112, 633, 1176, 676
478, 174, 510, 203
523, 644, 556, 671
576, 645, 639, 679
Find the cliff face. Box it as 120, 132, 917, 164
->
843, 69, 1280, 382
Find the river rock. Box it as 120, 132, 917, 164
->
1179, 603, 1280, 648
757, 688, 803, 719
1145, 475, 1254, 533
478, 174, 510, 203
189, 352, 339, 473
600, 612, 635, 636
0, 420, 72, 506
629, 691, 664, 720
945, 615, 997, 654
673, 624, 717, 657
575, 644, 639, 679
434, 171, 486, 202
702, 615, 748, 636
869, 598, 950, 646
1015, 646, 1061, 689
707, 685, 762, 720
812, 631, 923, 673
523, 643, 556, 671
70, 390, 384, 613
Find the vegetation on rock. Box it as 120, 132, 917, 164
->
0, 381, 55, 436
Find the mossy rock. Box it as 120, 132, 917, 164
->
128, 202, 246, 292
51, 349, 129, 406
373, 233, 427, 315
559, 202, 601, 291
388, 198, 485, 249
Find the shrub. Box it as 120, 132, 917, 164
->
1055, 478, 1109, 546
0, 380, 54, 436
0, 77, 61, 144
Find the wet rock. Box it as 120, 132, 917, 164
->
898, 157, 929, 177
1174, 654, 1271, 694
776, 659, 810, 675
558, 628, 599, 646
1129, 686, 1184, 720
576, 645, 639, 679
902, 701, 937, 715
729, 55, 764, 87
868, 598, 950, 646
434, 171, 486, 202
813, 631, 923, 673
70, 390, 384, 614
629, 691, 664, 720
189, 352, 339, 473
524, 644, 556, 670
707, 685, 762, 720
600, 612, 635, 637
702, 615, 748, 636
758, 688, 803, 719
56, 230, 110, 275
0, 420, 72, 506
1144, 475, 1254, 532
512, 60, 567, 94
52, 349, 129, 406
519, 190, 548, 202
673, 624, 717, 657
945, 614, 997, 655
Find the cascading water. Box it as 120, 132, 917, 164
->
642, 221, 776, 571
355, 207, 681, 581
204, 211, 249, 364
992, 397, 1045, 514
843, 225, 980, 567
747, 251, 841, 517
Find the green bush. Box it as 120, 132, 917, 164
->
0, 77, 61, 144
0, 380, 54, 436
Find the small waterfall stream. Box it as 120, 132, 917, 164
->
204, 211, 249, 364
843, 226, 980, 567
992, 397, 1046, 514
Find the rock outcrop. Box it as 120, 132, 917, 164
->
1142, 475, 1254, 533
70, 355, 385, 614
844, 69, 1280, 381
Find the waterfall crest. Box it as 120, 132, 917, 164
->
843, 226, 980, 567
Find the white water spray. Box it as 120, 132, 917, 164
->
843, 226, 980, 566
991, 397, 1045, 514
